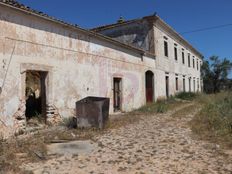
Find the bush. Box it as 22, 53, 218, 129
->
175, 92, 197, 101
61, 117, 77, 129
156, 101, 168, 113
137, 100, 169, 114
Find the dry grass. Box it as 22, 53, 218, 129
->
0, 127, 103, 174
0, 134, 46, 174
0, 98, 186, 173
171, 104, 199, 119
190, 92, 232, 148
106, 99, 186, 130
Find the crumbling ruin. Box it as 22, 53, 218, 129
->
0, 0, 203, 137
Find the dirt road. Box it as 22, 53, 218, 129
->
22, 103, 232, 174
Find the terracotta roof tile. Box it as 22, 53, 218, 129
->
0, 0, 152, 56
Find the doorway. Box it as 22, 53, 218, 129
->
189, 78, 191, 92
193, 79, 196, 92
165, 75, 169, 98
145, 71, 154, 103
113, 78, 122, 112
183, 77, 186, 92
25, 71, 47, 123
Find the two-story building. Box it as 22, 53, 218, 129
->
92, 15, 203, 100
0, 0, 203, 137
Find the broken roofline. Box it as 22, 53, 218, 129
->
0, 1, 156, 58
91, 14, 204, 59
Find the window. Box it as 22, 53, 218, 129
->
164, 41, 168, 57
174, 46, 178, 61
182, 50, 185, 64
176, 77, 178, 91
193, 57, 195, 68
199, 61, 202, 71
197, 60, 199, 70
188, 53, 191, 67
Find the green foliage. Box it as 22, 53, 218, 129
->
191, 92, 232, 147
137, 100, 168, 114
175, 92, 197, 101
156, 101, 168, 113
61, 117, 77, 129
202, 56, 232, 93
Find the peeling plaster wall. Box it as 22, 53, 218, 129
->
153, 24, 202, 98
0, 6, 156, 137
98, 20, 154, 53
94, 19, 202, 100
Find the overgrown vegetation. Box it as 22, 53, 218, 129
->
175, 92, 198, 101
137, 100, 168, 113
61, 117, 77, 129
191, 92, 232, 148
136, 97, 182, 114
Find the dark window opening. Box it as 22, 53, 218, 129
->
164, 41, 168, 57
182, 51, 185, 64
193, 58, 195, 68
174, 47, 178, 61
176, 77, 178, 91
188, 53, 191, 67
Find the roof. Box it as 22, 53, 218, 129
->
91, 14, 155, 32
91, 14, 203, 59
0, 0, 151, 56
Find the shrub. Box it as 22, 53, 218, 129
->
61, 117, 77, 129
137, 100, 169, 114
175, 92, 197, 101
156, 102, 168, 113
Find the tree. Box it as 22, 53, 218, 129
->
201, 56, 232, 93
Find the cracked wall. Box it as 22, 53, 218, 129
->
0, 5, 156, 137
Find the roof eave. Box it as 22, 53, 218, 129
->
154, 15, 204, 59
0, 2, 145, 56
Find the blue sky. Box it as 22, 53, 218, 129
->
19, 0, 232, 77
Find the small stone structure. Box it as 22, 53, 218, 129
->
76, 97, 110, 129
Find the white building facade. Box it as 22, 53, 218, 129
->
0, 1, 203, 137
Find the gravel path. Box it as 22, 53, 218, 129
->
22, 103, 232, 174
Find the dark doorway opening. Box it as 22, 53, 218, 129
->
189, 78, 191, 92
166, 76, 169, 98
113, 78, 122, 112
145, 71, 154, 103
193, 79, 196, 92
183, 77, 186, 92
25, 71, 47, 124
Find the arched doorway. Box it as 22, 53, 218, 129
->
145, 71, 154, 103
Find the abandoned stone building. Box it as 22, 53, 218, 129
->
0, 0, 203, 137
